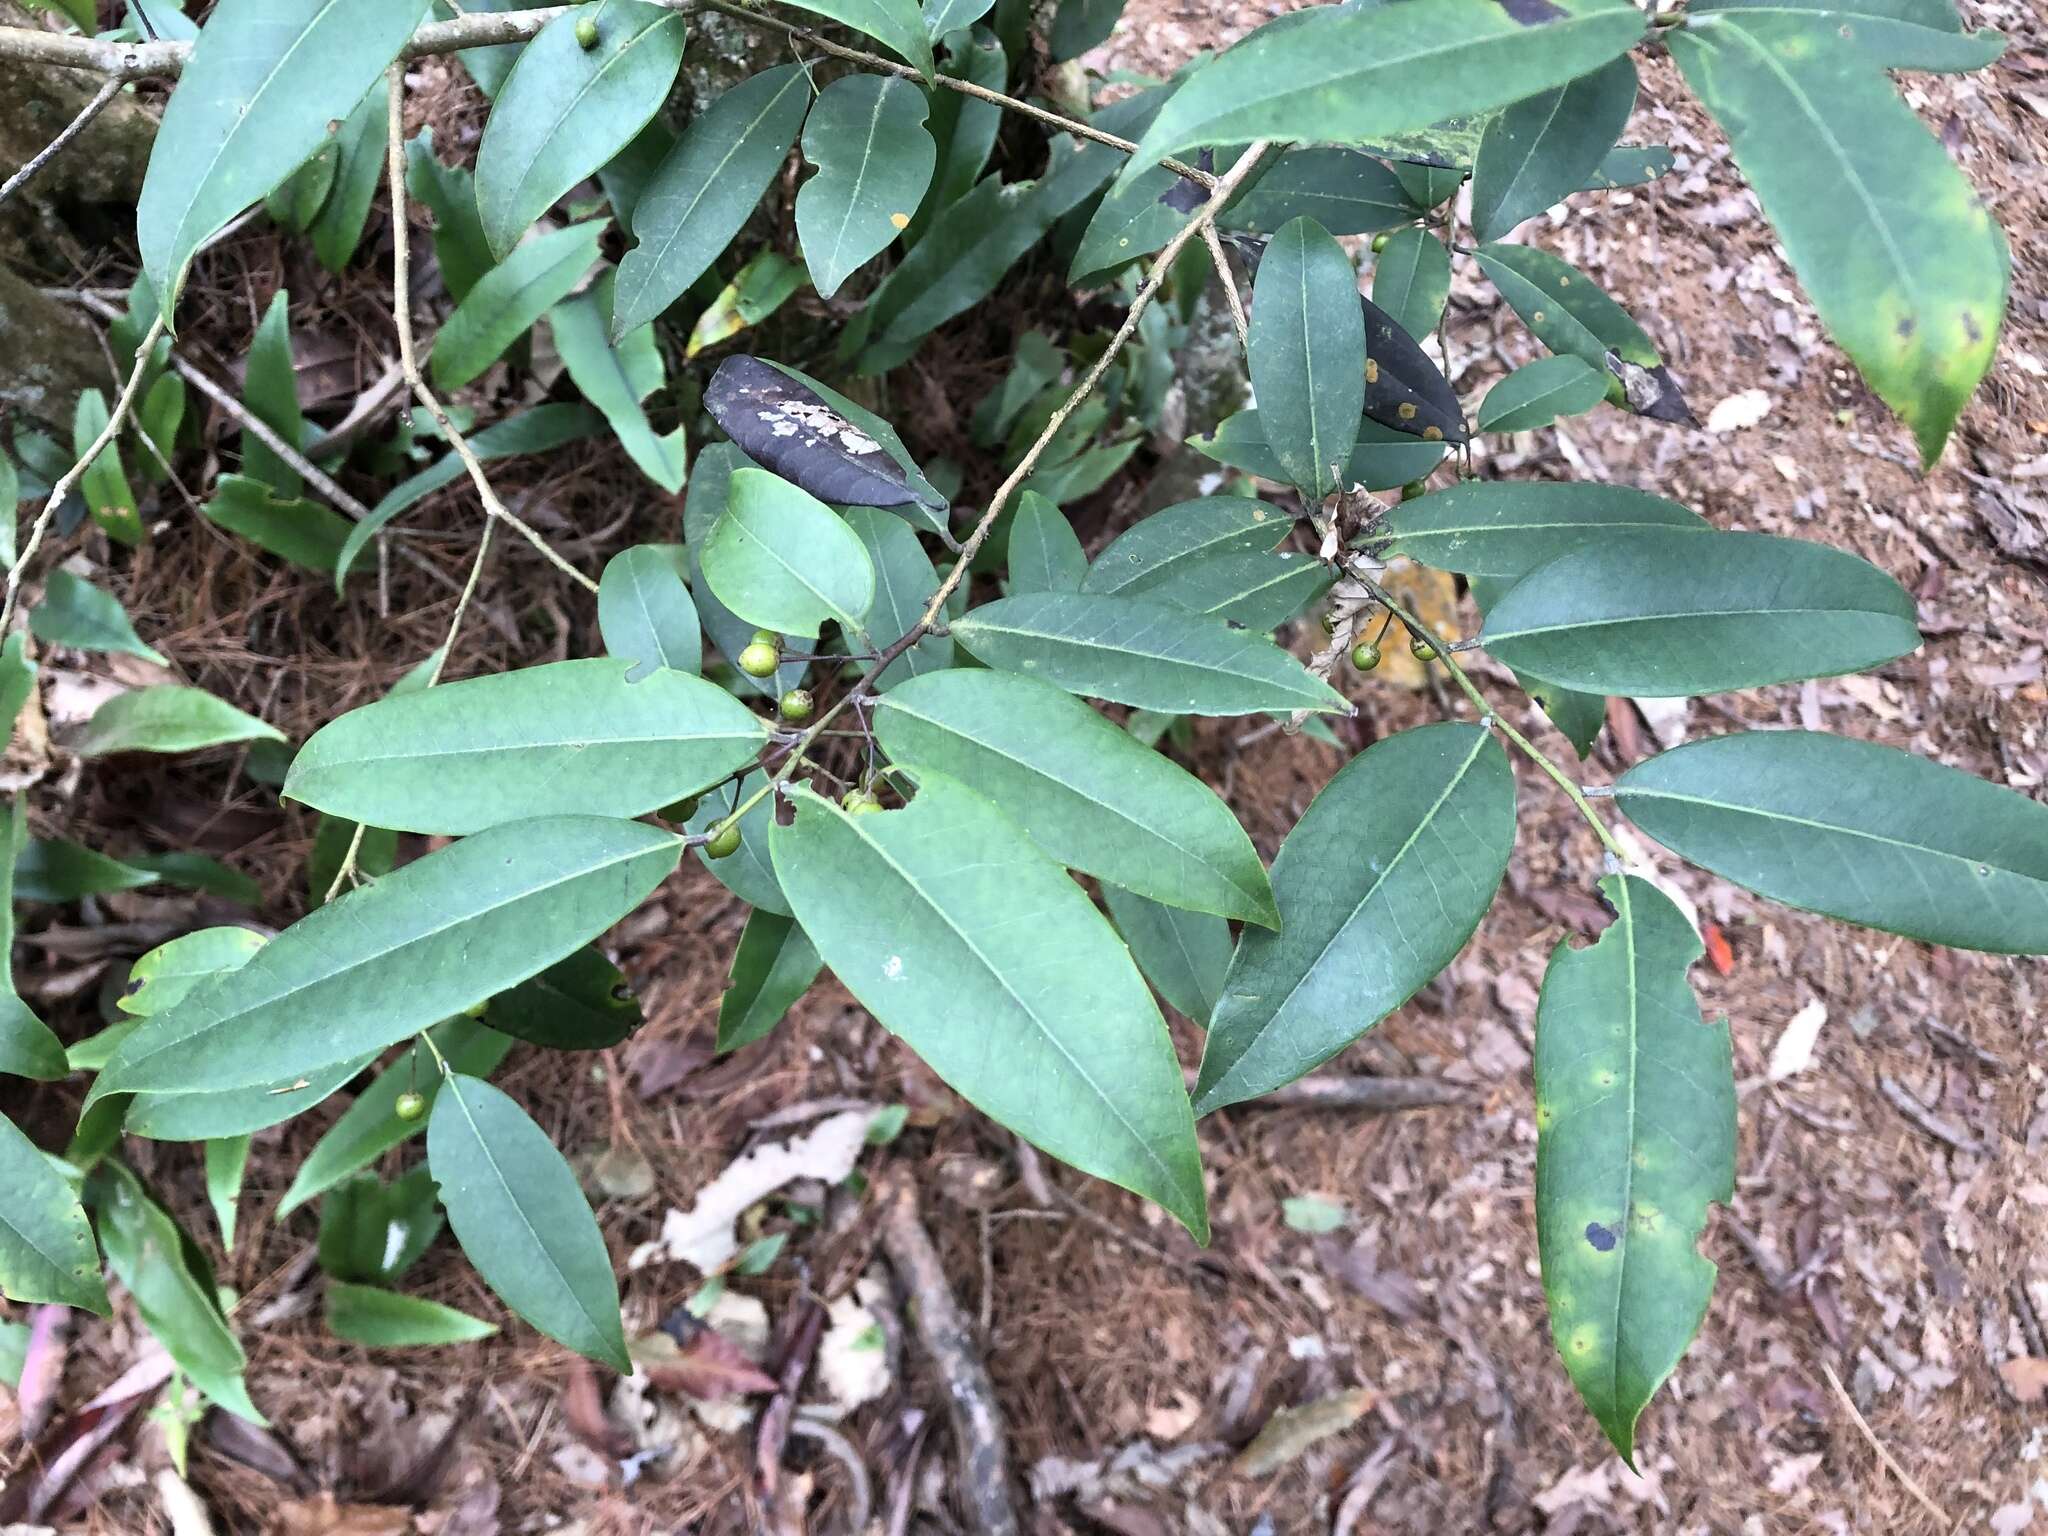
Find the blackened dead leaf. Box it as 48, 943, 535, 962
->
1361, 298, 1466, 444
705, 357, 942, 513
1606, 352, 1696, 425
1160, 148, 1215, 214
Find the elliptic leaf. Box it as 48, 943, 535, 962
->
1081, 497, 1288, 597
431, 222, 605, 391
1126, 550, 1333, 633
1384, 479, 1710, 580
318, 1167, 442, 1283
598, 544, 702, 681
1470, 57, 1639, 241
1190, 410, 1444, 491
1476, 354, 1611, 434
702, 469, 876, 640
0, 1115, 107, 1313
12, 838, 159, 903
778, 0, 935, 76
1369, 227, 1451, 352
717, 909, 823, 1053
1247, 217, 1364, 502
1359, 294, 1466, 443
1687, 0, 2004, 71
120, 927, 269, 1018
75, 686, 283, 758
796, 76, 937, 300
1474, 241, 1660, 369
29, 569, 167, 666
1194, 723, 1516, 1112
841, 506, 954, 690
327, 1281, 499, 1348
550, 273, 688, 493
1006, 492, 1088, 595
405, 128, 496, 304
310, 78, 390, 272
487, 947, 642, 1051
1223, 148, 1414, 237
202, 475, 355, 575
1101, 884, 1232, 1024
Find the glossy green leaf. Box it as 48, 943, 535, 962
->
1115, 0, 1646, 196
1101, 883, 1231, 1024
120, 927, 269, 1018
29, 568, 167, 666
876, 669, 1278, 925
1223, 148, 1414, 238
1006, 492, 1087, 595
277, 1017, 515, 1217
74, 389, 141, 546
406, 129, 496, 304
125, 1053, 374, 1143
1082, 497, 1287, 597
1468, 575, 1606, 759
13, 838, 160, 903
327, 1280, 499, 1347
550, 272, 687, 492
89, 1162, 259, 1418
685, 772, 790, 915
474, 1, 685, 260
1369, 225, 1451, 344
1474, 241, 1659, 369
452, 0, 552, 97
205, 1135, 251, 1252
1614, 731, 2048, 953
137, 0, 432, 321
770, 775, 1206, 1237
1, 802, 66, 1082
1671, 14, 2006, 463
431, 222, 604, 391
202, 475, 355, 575
703, 469, 876, 640
1470, 56, 1638, 241
1536, 874, 1735, 1462
1124, 550, 1332, 632
1194, 723, 1516, 1112
487, 947, 641, 1050
1068, 125, 1235, 285
428, 1073, 628, 1370
1247, 217, 1365, 503
1481, 529, 1920, 696
241, 290, 306, 495
717, 909, 823, 1053
75, 686, 283, 758
287, 658, 765, 835
612, 64, 813, 340
88, 817, 679, 1103
951, 592, 1347, 717
796, 76, 937, 300
1687, 0, 2004, 70
841, 506, 954, 690
310, 78, 390, 272
318, 1166, 442, 1282
266, 138, 338, 233
0, 1116, 106, 1312
922, 0, 996, 37
599, 544, 701, 681
1385, 480, 1709, 580
1190, 410, 1444, 491
779, 0, 934, 75
1476, 354, 1610, 433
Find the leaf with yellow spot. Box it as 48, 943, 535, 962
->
685, 253, 809, 360
1534, 874, 1736, 1464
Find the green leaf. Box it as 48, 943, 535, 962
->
717, 909, 823, 1053
318, 1167, 442, 1282
74, 389, 141, 546
431, 222, 605, 391
474, 1, 686, 260
1613, 731, 2048, 954
124, 1054, 374, 1143
914, 29, 1006, 248
1223, 148, 1414, 238
1049, 0, 1121, 58
406, 128, 496, 304
550, 272, 687, 492
13, 838, 160, 903
0, 1320, 27, 1389
1114, 0, 1645, 196
1193, 723, 1516, 1113
1006, 491, 1087, 595
1247, 217, 1365, 503
202, 475, 355, 575
308, 817, 397, 909
1100, 883, 1231, 1024
1, 451, 17, 571
599, 544, 701, 681
796, 76, 937, 300
266, 139, 339, 234
487, 947, 641, 1050
1, 801, 67, 1082
923, 0, 995, 37
1671, 14, 2007, 463
1473, 241, 1659, 369
685, 252, 809, 359
770, 775, 1207, 1238
1069, 123, 1237, 285
611, 64, 814, 340
875, 669, 1279, 925
89, 1162, 259, 1418
0, 1115, 107, 1312
703, 468, 876, 640
451, 0, 553, 98
204, 1135, 251, 1252
327, 1280, 499, 1347
1119, 550, 1332, 633
1583, 144, 1676, 190
1081, 496, 1288, 597
950, 592, 1348, 717
88, 817, 679, 1103
120, 927, 269, 1018
685, 772, 790, 914
1468, 576, 1606, 758
242, 288, 306, 497
277, 1017, 514, 1217
0, 635, 32, 745
29, 568, 167, 666
777, 0, 934, 76
75, 686, 283, 758
310, 78, 390, 272
1476, 354, 1610, 434
427, 1074, 628, 1369
1369, 226, 1451, 345
1190, 410, 1444, 492
1384, 479, 1709, 579
137, 0, 432, 321
286, 658, 765, 835
1470, 56, 1638, 242
1687, 0, 2004, 70
1535, 874, 1735, 1462
1480, 529, 1920, 696
841, 506, 954, 690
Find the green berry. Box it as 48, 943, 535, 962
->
737, 642, 779, 678
460, 999, 488, 1019
575, 15, 600, 47
1410, 635, 1438, 662
1350, 641, 1382, 671
1370, 232, 1392, 253
841, 790, 883, 815
394, 1091, 426, 1122
778, 688, 815, 722
1318, 608, 1339, 636
661, 794, 701, 823
705, 822, 742, 859
751, 629, 779, 646
1400, 478, 1429, 501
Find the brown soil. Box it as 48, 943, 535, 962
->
4, 4, 2046, 1533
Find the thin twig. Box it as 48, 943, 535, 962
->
1203, 224, 1251, 353
0, 76, 121, 209
1875, 1074, 1989, 1156
1, 312, 165, 632
382, 69, 599, 596
1819, 1363, 1951, 1527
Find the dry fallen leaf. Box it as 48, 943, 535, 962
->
1999, 1356, 2048, 1404
1705, 388, 1771, 433
1230, 1387, 1373, 1478
633, 1326, 779, 1402
268, 1493, 412, 1536
1767, 1000, 1828, 1082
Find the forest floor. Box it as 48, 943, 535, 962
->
2, 0, 2045, 1532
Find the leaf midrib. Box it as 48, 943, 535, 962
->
1487, 602, 1909, 644
956, 610, 1326, 702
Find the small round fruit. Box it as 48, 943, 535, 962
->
661, 794, 701, 823
394, 1091, 427, 1122
842, 790, 883, 815
1318, 608, 1339, 636
574, 15, 600, 47
1410, 635, 1439, 662
460, 999, 488, 1019
1400, 478, 1429, 501
1370, 232, 1392, 253
750, 628, 779, 646
1350, 641, 1382, 671
737, 641, 780, 678
778, 688, 815, 722
705, 822, 742, 859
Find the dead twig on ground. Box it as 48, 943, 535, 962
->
1819, 1362, 1951, 1527
1875, 1074, 1988, 1156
